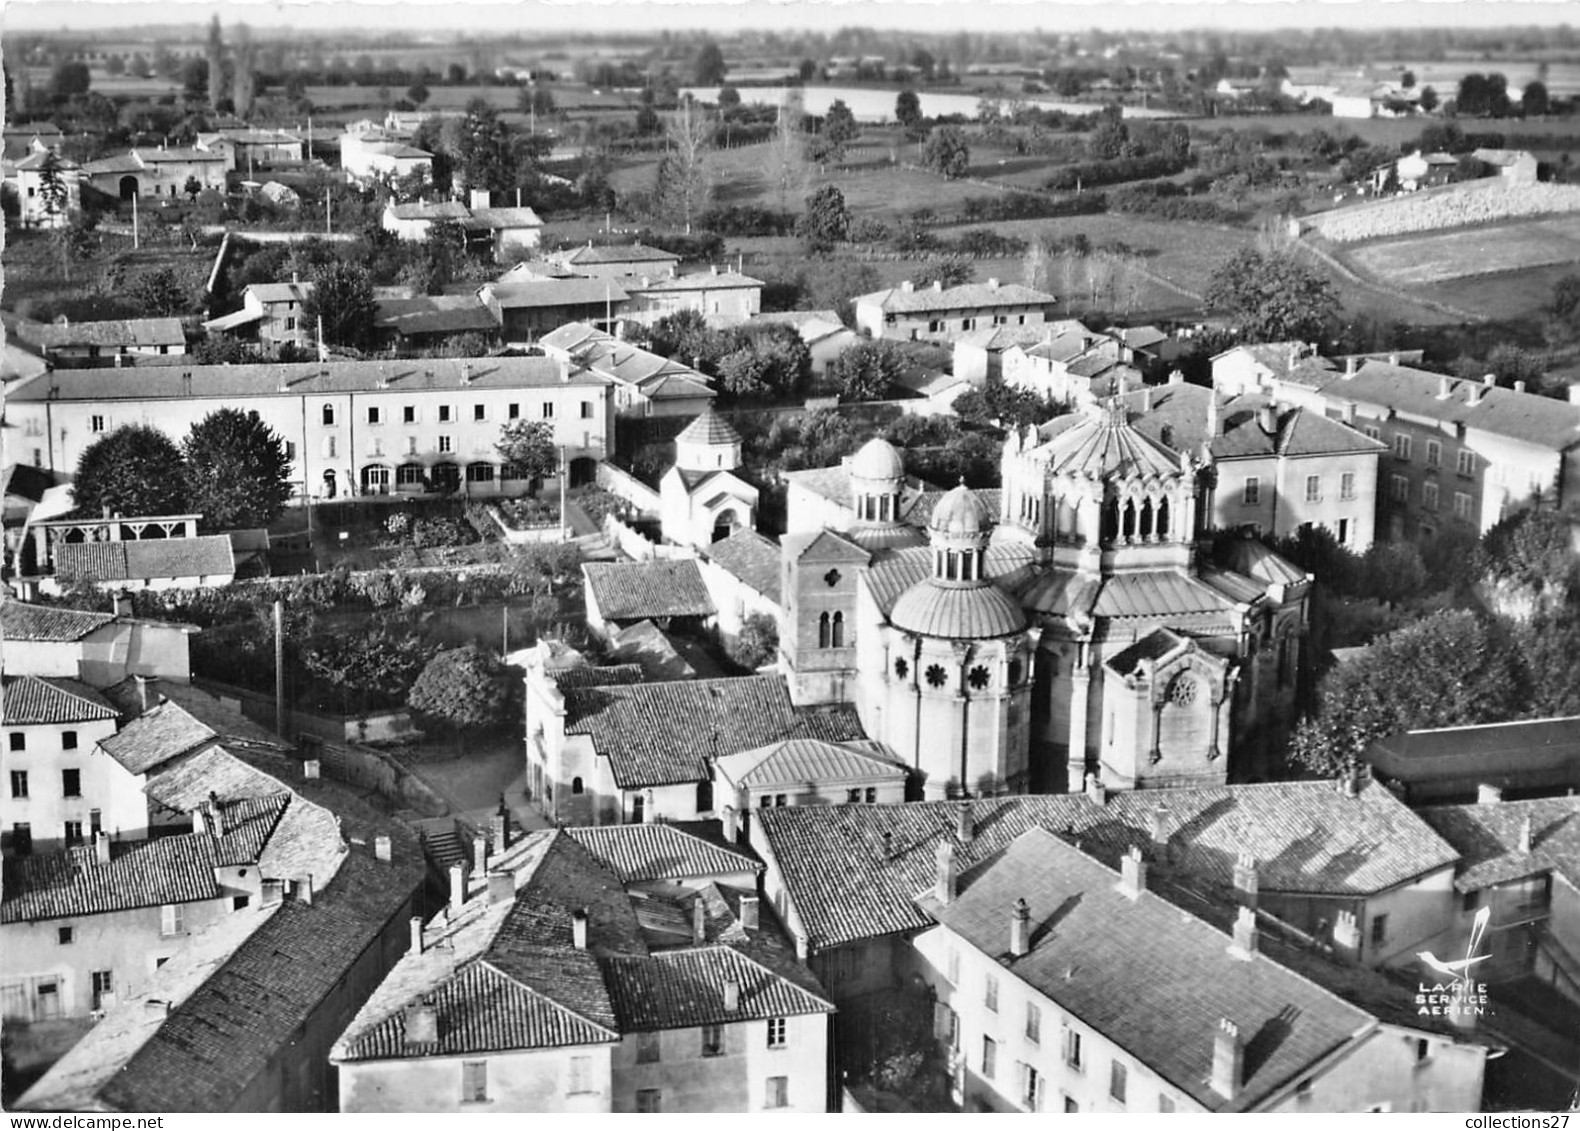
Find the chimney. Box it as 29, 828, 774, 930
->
901, 280, 914, 294
1258, 405, 1277, 434
488, 872, 514, 905
1484, 373, 1497, 386
1438, 375, 1452, 399
1344, 355, 1358, 378
1519, 816, 1534, 854
1332, 909, 1361, 960
375, 835, 392, 862
448, 860, 469, 916
572, 907, 589, 949
1468, 382, 1487, 407
988, 277, 999, 289
1168, 369, 1184, 385
1118, 846, 1147, 899
491, 813, 509, 852
1342, 400, 1357, 426
473, 833, 488, 877
460, 361, 472, 385
1477, 783, 1503, 805
262, 879, 285, 906
1085, 772, 1107, 806
1149, 805, 1170, 852
134, 674, 159, 714
1287, 344, 1299, 371
1229, 906, 1259, 960
1141, 386, 1153, 412
957, 802, 974, 844
93, 832, 111, 865
692, 896, 707, 945
1232, 853, 1259, 909
723, 980, 740, 1012
1211, 1019, 1244, 1100
1515, 380, 1527, 394
739, 894, 760, 931
933, 280, 944, 293
643, 789, 657, 824
409, 915, 424, 954
1387, 352, 1400, 366
208, 791, 226, 836
404, 1003, 438, 1045
1208, 394, 1223, 438
296, 874, 314, 905
112, 590, 134, 618
935, 840, 957, 904
1115, 371, 1128, 399
1009, 897, 1031, 957
303, 758, 321, 780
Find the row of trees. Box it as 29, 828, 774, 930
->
648, 310, 813, 401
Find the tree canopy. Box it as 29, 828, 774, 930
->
830, 340, 906, 402
74, 424, 190, 518
495, 419, 560, 490
301, 260, 377, 351
796, 184, 852, 253
895, 89, 924, 134
1202, 248, 1340, 344
694, 41, 727, 85
407, 644, 513, 734
182, 408, 294, 531
922, 126, 971, 179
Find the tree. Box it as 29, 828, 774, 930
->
454, 100, 517, 197
302, 620, 436, 712
36, 149, 69, 226
921, 125, 971, 178
128, 52, 150, 79
50, 61, 91, 99
1418, 85, 1439, 113
181, 408, 294, 530
407, 645, 513, 738
1400, 69, 1416, 90
912, 256, 974, 289
128, 267, 191, 317
407, 80, 430, 106
74, 424, 190, 518
1289, 610, 1521, 776
1202, 248, 1339, 344
895, 88, 923, 134
495, 419, 559, 493
301, 260, 378, 352
1552, 273, 1580, 321
728, 612, 779, 670
695, 41, 727, 85
181, 58, 210, 103
655, 100, 714, 233
812, 99, 859, 165
1523, 80, 1551, 117
716, 84, 741, 112
830, 340, 906, 402
517, 84, 555, 118
766, 90, 809, 213
105, 54, 126, 77
796, 184, 852, 252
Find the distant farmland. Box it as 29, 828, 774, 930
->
1348, 215, 1580, 286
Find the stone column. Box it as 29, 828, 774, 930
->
1066, 659, 1091, 793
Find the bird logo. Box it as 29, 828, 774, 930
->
1416, 905, 1492, 988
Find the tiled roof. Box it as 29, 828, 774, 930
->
1314, 361, 1580, 452
716, 738, 906, 791
954, 324, 1055, 352
582, 559, 716, 622
929, 829, 1374, 1113
675, 407, 741, 447
755, 782, 1456, 950
387, 200, 471, 222
890, 579, 1028, 639
640, 372, 715, 402
1091, 570, 1242, 619
486, 278, 631, 308
1367, 716, 1580, 786
1, 795, 288, 922
1118, 384, 1385, 460
1420, 797, 1580, 891
1105, 627, 1189, 677
25, 317, 185, 350
55, 536, 236, 583
9, 357, 600, 404
563, 674, 866, 789
566, 824, 761, 883
704, 529, 781, 602
1216, 538, 1310, 588
546, 663, 647, 691
1, 675, 118, 725
605, 945, 832, 1031
634, 270, 763, 293
100, 701, 223, 775
609, 620, 697, 681
556, 242, 680, 267
133, 147, 225, 164
374, 295, 498, 337
1029, 405, 1186, 479
245, 281, 314, 305
471, 206, 543, 230
856, 281, 1057, 315
864, 544, 1032, 616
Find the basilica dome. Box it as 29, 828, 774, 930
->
890, 581, 1027, 640
928, 483, 995, 537
850, 437, 906, 482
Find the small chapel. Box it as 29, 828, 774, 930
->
778, 398, 1311, 799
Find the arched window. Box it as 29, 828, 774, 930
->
1139, 498, 1154, 540
1122, 499, 1137, 541
818, 612, 831, 648
1101, 499, 1119, 544
1156, 498, 1171, 540
831, 611, 845, 648
572, 777, 584, 795
880, 494, 893, 522
945, 550, 959, 580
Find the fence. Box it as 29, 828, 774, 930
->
195, 677, 417, 746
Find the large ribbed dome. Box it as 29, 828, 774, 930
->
890, 581, 1027, 639
850, 437, 906, 481
929, 483, 994, 536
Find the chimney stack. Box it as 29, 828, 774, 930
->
1149, 805, 1170, 852
113, 590, 134, 619
1519, 816, 1534, 854
740, 894, 759, 931
208, 790, 226, 836
410, 915, 424, 954
1259, 405, 1277, 434
1344, 355, 1358, 378
1208, 394, 1223, 438
404, 1003, 438, 1045
1477, 783, 1503, 805
988, 277, 999, 289
488, 872, 514, 905
1211, 1019, 1244, 1100
935, 840, 957, 904
643, 789, 657, 824
1387, 352, 1400, 366
1168, 369, 1184, 385
572, 907, 589, 949
1515, 380, 1527, 394
1438, 375, 1452, 399
901, 280, 914, 294
1332, 909, 1361, 961
1118, 846, 1147, 899
723, 980, 740, 1012
1141, 386, 1153, 413
1085, 772, 1107, 806
134, 674, 159, 714
1342, 400, 1356, 426
94, 832, 111, 864
1232, 853, 1259, 909
1010, 897, 1031, 957
957, 802, 974, 844
692, 896, 707, 945
303, 758, 321, 780
449, 861, 469, 916
375, 835, 392, 862
296, 874, 314, 905
491, 813, 509, 853
1229, 906, 1259, 960
473, 833, 488, 877
933, 279, 944, 292
460, 361, 472, 385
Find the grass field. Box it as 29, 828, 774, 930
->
1348, 215, 1580, 286
1408, 261, 1572, 323
1199, 112, 1580, 148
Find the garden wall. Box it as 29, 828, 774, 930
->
483, 504, 569, 545
596, 462, 662, 515
603, 514, 696, 562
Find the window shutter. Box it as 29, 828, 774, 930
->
933, 1000, 951, 1039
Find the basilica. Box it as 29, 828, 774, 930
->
778, 397, 1311, 798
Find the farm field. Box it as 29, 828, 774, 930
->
1407, 260, 1575, 323
1347, 215, 1580, 286
1201, 112, 1580, 147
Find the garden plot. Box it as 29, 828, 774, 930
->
1347, 215, 1580, 287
